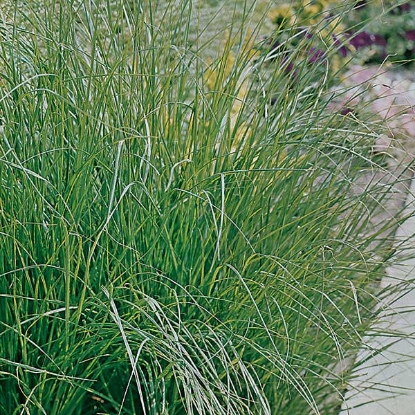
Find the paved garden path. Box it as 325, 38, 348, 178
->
333, 64, 415, 414
340, 171, 415, 414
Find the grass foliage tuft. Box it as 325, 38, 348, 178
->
0, 0, 411, 414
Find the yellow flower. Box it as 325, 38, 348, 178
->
329, 54, 343, 74
269, 4, 295, 26
305, 4, 321, 16
204, 31, 237, 90
203, 29, 261, 159
241, 28, 261, 61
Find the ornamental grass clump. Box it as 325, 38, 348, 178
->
0, 0, 413, 414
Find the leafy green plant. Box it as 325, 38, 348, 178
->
0, 0, 412, 414
342, 0, 415, 65
265, 0, 351, 84
267, 0, 415, 72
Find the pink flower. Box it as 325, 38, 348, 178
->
405, 30, 415, 41
307, 47, 325, 64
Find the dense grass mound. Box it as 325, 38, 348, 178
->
0, 1, 410, 414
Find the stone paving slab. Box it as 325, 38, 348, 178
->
340, 175, 415, 415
